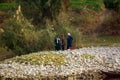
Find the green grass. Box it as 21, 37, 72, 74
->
70, 1, 99, 6
70, 1, 103, 11
79, 35, 120, 47
0, 2, 17, 9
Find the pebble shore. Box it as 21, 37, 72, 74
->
0, 47, 120, 79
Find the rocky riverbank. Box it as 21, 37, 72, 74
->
0, 47, 120, 80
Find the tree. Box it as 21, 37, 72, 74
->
16, 0, 68, 28
103, 0, 119, 10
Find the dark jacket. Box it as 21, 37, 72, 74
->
67, 35, 73, 49
54, 37, 61, 50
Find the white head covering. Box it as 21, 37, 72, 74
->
68, 33, 71, 36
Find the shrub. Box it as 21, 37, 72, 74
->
1, 19, 25, 55
1, 3, 82, 55
1, 18, 56, 55
103, 0, 119, 10
16, 0, 63, 28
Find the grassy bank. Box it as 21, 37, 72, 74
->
78, 35, 120, 47
0, 48, 16, 61
0, 35, 120, 61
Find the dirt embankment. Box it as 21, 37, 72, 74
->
0, 10, 7, 28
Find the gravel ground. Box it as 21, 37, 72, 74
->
0, 47, 120, 79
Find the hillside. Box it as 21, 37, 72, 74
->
0, 0, 120, 57
0, 1, 120, 80
70, 0, 120, 35
0, 11, 6, 28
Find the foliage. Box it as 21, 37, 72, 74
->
0, 0, 120, 56
0, 2, 17, 9
1, 9, 57, 54
22, 28, 56, 52
103, 0, 120, 10
5, 52, 66, 66
79, 35, 120, 47
70, 0, 104, 11
1, 19, 25, 55
16, 0, 63, 28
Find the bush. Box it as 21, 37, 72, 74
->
16, 0, 63, 28
1, 4, 82, 55
22, 29, 56, 52
1, 19, 25, 55
1, 18, 56, 55
103, 0, 119, 10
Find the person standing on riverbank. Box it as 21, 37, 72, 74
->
54, 35, 61, 50
60, 34, 65, 50
67, 33, 73, 49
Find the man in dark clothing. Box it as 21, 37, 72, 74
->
67, 33, 73, 49
61, 34, 65, 50
54, 35, 61, 50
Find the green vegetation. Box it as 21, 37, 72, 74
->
70, 0, 104, 11
0, 0, 120, 59
0, 2, 17, 9
5, 52, 66, 66
0, 1, 81, 55
16, 0, 62, 28
103, 0, 120, 10
79, 35, 120, 47
70, 1, 102, 6
1, 16, 56, 55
